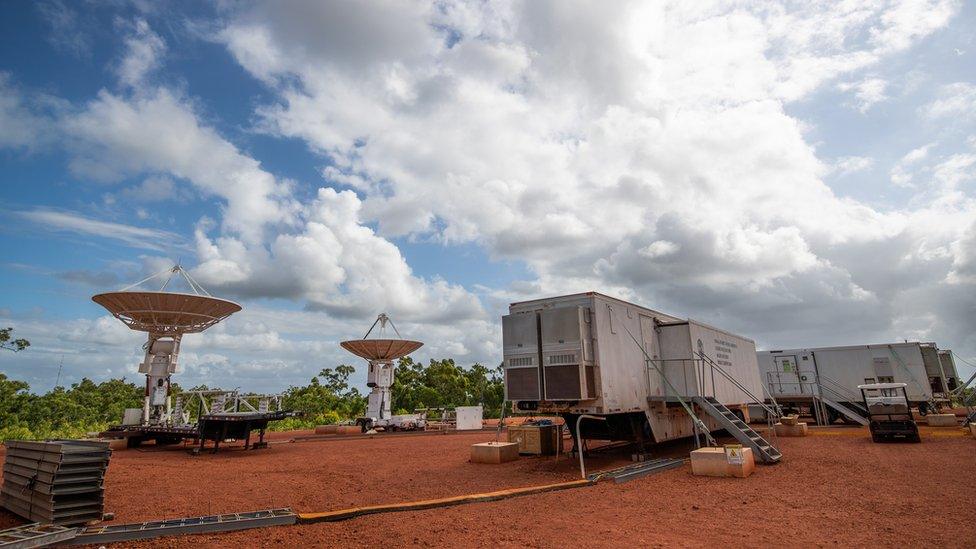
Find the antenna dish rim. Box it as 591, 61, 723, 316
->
92, 291, 242, 334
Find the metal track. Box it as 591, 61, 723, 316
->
0, 523, 77, 549
70, 508, 297, 545
588, 458, 687, 484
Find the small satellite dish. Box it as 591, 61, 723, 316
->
340, 313, 423, 361
340, 313, 423, 425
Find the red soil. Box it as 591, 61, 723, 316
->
2, 425, 974, 547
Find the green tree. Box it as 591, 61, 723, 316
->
0, 327, 30, 352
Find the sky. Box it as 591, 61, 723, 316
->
1, 0, 974, 393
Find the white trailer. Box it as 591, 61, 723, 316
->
757, 342, 949, 423
502, 292, 780, 463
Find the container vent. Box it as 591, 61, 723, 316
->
508, 356, 534, 367
544, 364, 582, 400
506, 367, 540, 401
548, 354, 577, 365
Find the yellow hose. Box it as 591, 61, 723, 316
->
298, 479, 594, 523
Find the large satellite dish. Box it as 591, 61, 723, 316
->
91, 264, 241, 427
92, 291, 241, 335
340, 313, 423, 361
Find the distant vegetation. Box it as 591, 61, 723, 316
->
0, 349, 505, 440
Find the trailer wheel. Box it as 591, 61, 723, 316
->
871, 433, 884, 443
917, 402, 929, 416
909, 432, 921, 443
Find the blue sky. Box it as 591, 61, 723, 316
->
1, 1, 974, 392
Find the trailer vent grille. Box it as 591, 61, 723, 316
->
544, 364, 582, 400
548, 354, 577, 365
508, 356, 534, 367
505, 367, 540, 401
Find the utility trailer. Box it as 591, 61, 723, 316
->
757, 342, 949, 425
502, 292, 781, 463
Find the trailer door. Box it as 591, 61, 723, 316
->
770, 355, 803, 395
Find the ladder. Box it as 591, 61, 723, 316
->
815, 395, 869, 426
0, 523, 77, 549
692, 396, 782, 463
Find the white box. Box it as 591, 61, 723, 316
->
455, 405, 483, 430
122, 408, 142, 426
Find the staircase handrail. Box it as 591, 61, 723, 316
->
696, 351, 781, 419
816, 376, 868, 414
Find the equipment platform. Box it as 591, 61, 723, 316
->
102, 411, 300, 453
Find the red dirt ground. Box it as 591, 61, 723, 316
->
2, 426, 974, 547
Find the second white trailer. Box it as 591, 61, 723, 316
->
758, 342, 947, 423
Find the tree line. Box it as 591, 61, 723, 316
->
0, 354, 504, 440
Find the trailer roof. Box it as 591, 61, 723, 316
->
509, 291, 680, 319
759, 341, 938, 354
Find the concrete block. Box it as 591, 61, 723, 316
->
105, 438, 127, 451
774, 422, 808, 437
470, 442, 519, 464
926, 414, 958, 427
690, 447, 755, 478
780, 414, 800, 426
337, 425, 362, 435
314, 425, 339, 435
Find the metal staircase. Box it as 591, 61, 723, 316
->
815, 395, 869, 426
692, 396, 782, 464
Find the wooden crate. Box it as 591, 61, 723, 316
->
507, 425, 559, 455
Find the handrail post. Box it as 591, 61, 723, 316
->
576, 414, 607, 479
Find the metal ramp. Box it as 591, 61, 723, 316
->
0, 523, 77, 549
71, 508, 297, 545
816, 395, 869, 426
693, 396, 782, 464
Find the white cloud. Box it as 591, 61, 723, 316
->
839, 77, 888, 112
890, 143, 934, 187
61, 87, 299, 242
116, 18, 166, 89
120, 176, 188, 203
831, 156, 875, 176
15, 208, 184, 251
922, 82, 976, 119
0, 73, 56, 150
210, 0, 973, 366
36, 0, 92, 58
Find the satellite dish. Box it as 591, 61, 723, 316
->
340, 338, 423, 361
339, 313, 423, 362
340, 313, 423, 426
92, 291, 241, 335
91, 264, 240, 426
